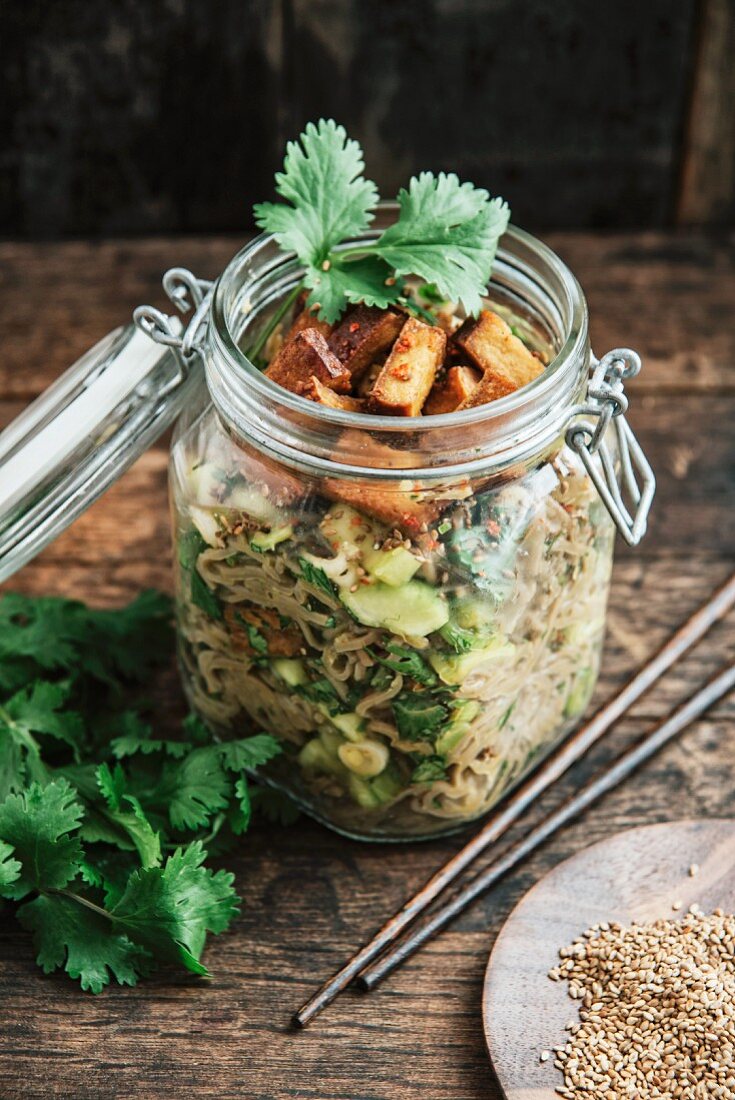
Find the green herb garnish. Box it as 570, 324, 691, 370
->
392, 692, 451, 742
298, 557, 338, 600
411, 755, 449, 785
372, 643, 438, 687
0, 591, 290, 993
254, 119, 509, 325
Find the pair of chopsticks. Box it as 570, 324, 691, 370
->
294, 572, 735, 1027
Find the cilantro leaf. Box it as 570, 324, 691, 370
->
96, 764, 161, 870
373, 644, 438, 687
0, 839, 20, 888
372, 175, 509, 315
0, 780, 84, 899
298, 557, 338, 600
0, 590, 172, 690
219, 734, 281, 773
304, 254, 397, 324
254, 119, 378, 271
5, 681, 84, 753
230, 777, 251, 835
392, 692, 451, 742
296, 678, 343, 715
411, 754, 449, 784
18, 893, 154, 993
109, 841, 239, 973
158, 748, 230, 832
251, 786, 301, 826
190, 571, 223, 621
439, 622, 478, 654
109, 712, 189, 760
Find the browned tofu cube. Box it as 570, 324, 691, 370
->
369, 317, 446, 416
284, 305, 333, 343
303, 375, 367, 413
265, 328, 351, 395
453, 310, 544, 406
328, 305, 405, 382
423, 365, 483, 415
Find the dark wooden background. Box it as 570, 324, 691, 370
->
0, 231, 733, 1098
2, 0, 734, 238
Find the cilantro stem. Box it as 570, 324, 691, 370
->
248, 282, 303, 364
54, 887, 113, 922
398, 296, 439, 326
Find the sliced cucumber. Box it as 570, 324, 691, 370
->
564, 667, 595, 718
369, 763, 404, 803
341, 580, 449, 638
347, 775, 382, 808
435, 699, 481, 755
331, 711, 366, 742
429, 639, 515, 685
364, 544, 421, 586
298, 739, 345, 778
227, 485, 284, 527
251, 524, 293, 552
347, 764, 403, 808
272, 658, 308, 687
452, 595, 498, 633
321, 504, 381, 553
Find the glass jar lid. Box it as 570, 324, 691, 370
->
0, 322, 200, 583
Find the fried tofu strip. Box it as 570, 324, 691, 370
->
321, 429, 440, 531
328, 305, 405, 382
454, 310, 544, 406
225, 604, 303, 657
423, 365, 482, 415
265, 328, 351, 395
323, 478, 441, 534
369, 317, 446, 416
303, 375, 367, 413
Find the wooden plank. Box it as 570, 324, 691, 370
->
676, 0, 735, 225
0, 234, 733, 1099
545, 232, 735, 394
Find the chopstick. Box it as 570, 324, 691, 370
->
293, 571, 735, 1027
360, 660, 735, 988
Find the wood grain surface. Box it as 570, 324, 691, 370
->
0, 234, 733, 1100
483, 819, 735, 1099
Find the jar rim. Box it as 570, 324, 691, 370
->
207, 208, 590, 479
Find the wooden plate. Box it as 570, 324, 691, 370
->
482, 819, 735, 1100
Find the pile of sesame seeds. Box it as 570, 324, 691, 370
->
546, 902, 735, 1098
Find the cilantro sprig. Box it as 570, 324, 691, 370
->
0, 591, 292, 993
254, 118, 509, 327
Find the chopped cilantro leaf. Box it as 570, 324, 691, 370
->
392, 692, 451, 742
411, 755, 449, 785
298, 557, 338, 600
372, 644, 438, 687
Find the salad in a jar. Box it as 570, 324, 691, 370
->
171, 120, 614, 838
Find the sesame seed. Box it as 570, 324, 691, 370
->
546, 909, 735, 1098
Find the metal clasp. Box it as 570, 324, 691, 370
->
133, 267, 214, 394
565, 348, 655, 546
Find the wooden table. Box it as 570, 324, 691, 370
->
0, 233, 733, 1099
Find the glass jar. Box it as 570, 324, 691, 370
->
0, 207, 654, 841
167, 208, 650, 840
